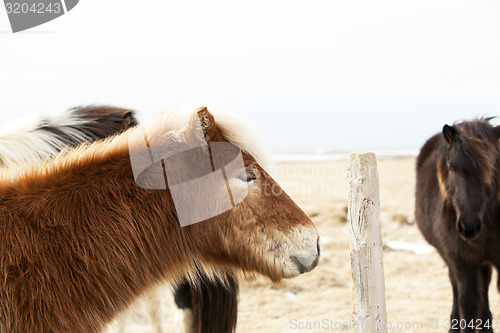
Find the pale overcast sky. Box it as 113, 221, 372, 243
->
1, 0, 500, 151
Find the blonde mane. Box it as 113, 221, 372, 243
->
140, 105, 273, 171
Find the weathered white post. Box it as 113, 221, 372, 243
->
347, 153, 388, 333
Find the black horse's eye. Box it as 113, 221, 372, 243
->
447, 162, 455, 172
238, 170, 257, 183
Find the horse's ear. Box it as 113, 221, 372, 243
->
443, 125, 457, 144
196, 106, 218, 141
493, 126, 500, 139
189, 106, 218, 142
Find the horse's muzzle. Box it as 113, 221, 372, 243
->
457, 217, 482, 240
290, 236, 321, 274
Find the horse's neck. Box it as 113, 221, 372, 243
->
0, 137, 192, 332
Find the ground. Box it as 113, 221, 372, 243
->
105, 157, 500, 333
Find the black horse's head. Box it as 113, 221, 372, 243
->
439, 119, 500, 240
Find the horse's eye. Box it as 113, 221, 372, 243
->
447, 163, 455, 172
238, 171, 257, 183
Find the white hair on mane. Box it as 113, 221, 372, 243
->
143, 105, 273, 171
0, 108, 96, 169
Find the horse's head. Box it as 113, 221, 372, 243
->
439, 120, 500, 240
166, 107, 320, 281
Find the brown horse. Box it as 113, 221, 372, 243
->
0, 105, 240, 333
416, 119, 500, 333
0, 106, 320, 332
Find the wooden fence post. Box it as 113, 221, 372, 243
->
347, 153, 388, 333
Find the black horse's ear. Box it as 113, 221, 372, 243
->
443, 125, 457, 144
493, 126, 500, 139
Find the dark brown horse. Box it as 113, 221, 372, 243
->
416, 119, 500, 333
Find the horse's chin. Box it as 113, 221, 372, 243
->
281, 264, 318, 279
458, 233, 481, 242
280, 253, 320, 278
282, 270, 301, 279
281, 265, 303, 279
